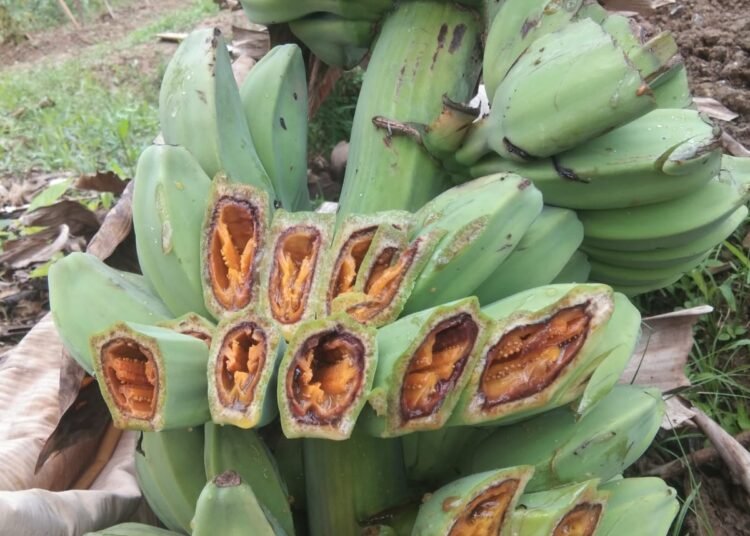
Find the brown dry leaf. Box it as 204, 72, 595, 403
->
622, 305, 713, 392
662, 395, 698, 430
75, 171, 128, 195
694, 97, 740, 122
19, 200, 101, 238
232, 53, 256, 86
723, 132, 750, 157
600, 0, 670, 14
85, 180, 133, 261
0, 225, 77, 269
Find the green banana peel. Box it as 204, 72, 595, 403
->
48, 252, 172, 374
91, 322, 210, 431
239, 0, 394, 24
363, 297, 488, 437
596, 477, 679, 536
83, 523, 181, 536
158, 312, 215, 347
289, 14, 375, 70
552, 251, 592, 284
207, 312, 284, 428
133, 144, 211, 318
240, 44, 311, 211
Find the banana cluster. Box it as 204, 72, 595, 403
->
46, 0, 750, 534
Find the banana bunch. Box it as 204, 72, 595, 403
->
46, 0, 740, 533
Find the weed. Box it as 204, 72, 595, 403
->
309, 69, 363, 157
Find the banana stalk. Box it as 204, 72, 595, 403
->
133, 144, 211, 318
277, 315, 377, 439
257, 210, 335, 340
596, 477, 679, 536
203, 422, 295, 536
191, 471, 281, 536
91, 322, 210, 431
450, 284, 614, 426
460, 385, 665, 492
403, 174, 544, 314
411, 466, 534, 536
363, 298, 487, 437
509, 479, 608, 536
207, 312, 284, 428
135, 427, 206, 534
158, 312, 215, 347
83, 524, 180, 535
48, 252, 172, 374
469, 109, 722, 210
456, 19, 678, 164
336, 1, 482, 219
289, 14, 376, 70
239, 44, 311, 211
552, 251, 591, 284
158, 28, 274, 198
200, 176, 271, 318
473, 206, 584, 305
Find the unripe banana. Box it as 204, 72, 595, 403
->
159, 28, 274, 198
191, 471, 281, 536
200, 176, 272, 319
289, 14, 375, 70
91, 322, 210, 431
133, 145, 211, 318
509, 480, 609, 536
460, 385, 665, 492
83, 524, 180, 535
483, 0, 583, 99
48, 252, 172, 374
451, 284, 614, 426
469, 109, 722, 210
363, 297, 488, 437
552, 251, 591, 284
257, 210, 335, 340
473, 206, 583, 305
240, 44, 311, 211
239, 0, 394, 24
203, 423, 295, 536
596, 477, 679, 536
207, 311, 284, 428
277, 314, 377, 439
135, 427, 206, 534
403, 174, 544, 314
411, 466, 534, 536
158, 312, 215, 347
589, 254, 710, 288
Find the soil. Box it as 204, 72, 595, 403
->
652, 0, 750, 147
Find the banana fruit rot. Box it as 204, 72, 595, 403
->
159, 28, 275, 199
239, 44, 311, 211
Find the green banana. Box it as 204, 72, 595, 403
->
289, 14, 375, 70
582, 205, 748, 269
158, 312, 215, 346
268, 433, 307, 512
200, 176, 272, 318
363, 297, 488, 437
91, 322, 209, 431
203, 422, 295, 536
257, 210, 335, 340
411, 466, 534, 536
331, 220, 444, 328
483, 0, 584, 99
589, 254, 710, 288
654, 63, 693, 109
191, 471, 281, 536
596, 477, 679, 536
579, 165, 750, 251
456, 19, 678, 164
509, 480, 608, 536
324, 210, 414, 316
552, 251, 591, 284
576, 292, 641, 417
239, 0, 394, 24
239, 44, 311, 211
468, 109, 722, 209
159, 28, 274, 198
83, 524, 180, 535
460, 385, 665, 492
451, 284, 614, 426
403, 174, 544, 313
207, 311, 284, 428
473, 206, 583, 305
610, 276, 685, 298
277, 314, 377, 439
133, 144, 211, 318
135, 427, 206, 534
48, 252, 172, 374
336, 1, 482, 219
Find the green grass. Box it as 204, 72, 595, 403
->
127, 0, 218, 45
308, 69, 363, 157
1, 0, 133, 34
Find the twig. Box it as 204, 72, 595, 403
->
102, 0, 115, 19
646, 431, 750, 480
693, 408, 750, 495
56, 0, 81, 29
